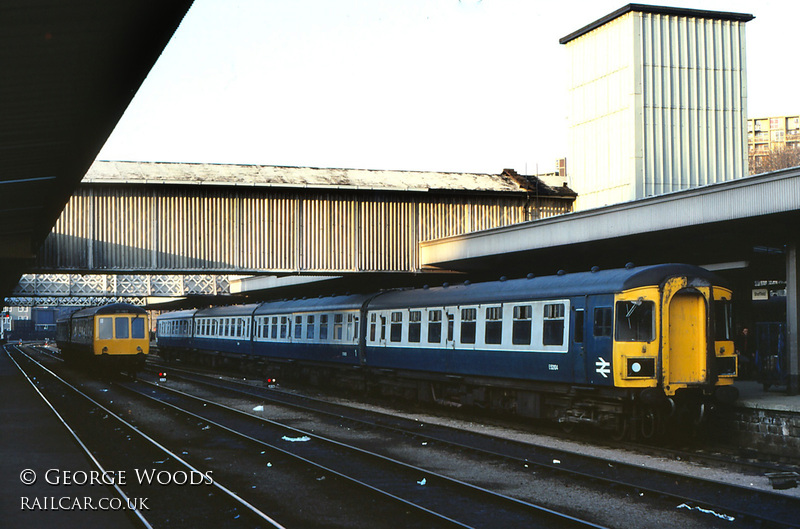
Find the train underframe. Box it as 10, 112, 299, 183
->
158, 346, 726, 441
61, 345, 146, 375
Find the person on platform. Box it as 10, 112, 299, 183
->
735, 326, 755, 380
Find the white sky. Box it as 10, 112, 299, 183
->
97, 0, 800, 175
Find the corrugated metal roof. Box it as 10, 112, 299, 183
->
83, 160, 531, 194
559, 3, 754, 44
420, 167, 800, 268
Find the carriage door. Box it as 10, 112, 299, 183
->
584, 296, 614, 386
571, 304, 586, 382
668, 290, 707, 384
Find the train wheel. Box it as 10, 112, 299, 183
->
560, 419, 576, 434
610, 416, 628, 441
640, 407, 659, 440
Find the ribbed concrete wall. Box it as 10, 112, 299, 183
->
564, 8, 750, 210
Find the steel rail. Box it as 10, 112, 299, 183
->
122, 375, 607, 529
149, 361, 800, 528
5, 345, 154, 529
10, 346, 287, 529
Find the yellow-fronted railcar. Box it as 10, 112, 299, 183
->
56, 303, 149, 373
609, 272, 737, 437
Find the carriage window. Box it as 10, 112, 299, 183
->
485, 307, 503, 344
347, 314, 358, 341
370, 313, 377, 342
98, 317, 114, 340
280, 316, 289, 339
512, 305, 532, 345
447, 313, 454, 342
237, 318, 244, 338
408, 311, 422, 343
390, 312, 403, 342
543, 303, 565, 345
615, 300, 654, 342
461, 308, 476, 344
428, 310, 442, 343
271, 317, 278, 339
115, 317, 129, 339
574, 309, 584, 343
307, 315, 315, 340
334, 314, 344, 340
593, 307, 613, 337
320, 315, 329, 340
295, 316, 303, 339
132, 317, 146, 339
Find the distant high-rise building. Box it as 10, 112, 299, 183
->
561, 5, 754, 210
748, 115, 800, 162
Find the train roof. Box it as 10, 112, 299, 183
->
195, 304, 261, 317
153, 264, 725, 319
368, 264, 726, 309
253, 294, 374, 315
156, 309, 198, 321
60, 303, 147, 321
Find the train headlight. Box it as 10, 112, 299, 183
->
626, 357, 655, 378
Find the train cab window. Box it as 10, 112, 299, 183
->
593, 308, 613, 337
132, 317, 146, 339
460, 308, 477, 344
116, 317, 129, 339
714, 300, 733, 341
542, 303, 565, 346
307, 315, 315, 340
390, 312, 403, 342
428, 310, 442, 343
485, 307, 503, 345
512, 305, 532, 345
615, 300, 654, 342
408, 311, 422, 343
294, 316, 303, 339
334, 314, 344, 340
574, 309, 584, 343
320, 315, 329, 340
98, 317, 114, 340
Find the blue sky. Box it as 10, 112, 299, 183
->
97, 0, 799, 175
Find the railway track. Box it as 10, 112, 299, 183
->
146, 359, 800, 528
18, 345, 607, 528
7, 345, 285, 529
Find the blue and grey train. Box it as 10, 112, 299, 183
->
157, 264, 739, 438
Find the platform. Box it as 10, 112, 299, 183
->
0, 348, 139, 529
734, 380, 800, 413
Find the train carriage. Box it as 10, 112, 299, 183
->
56, 303, 149, 372
156, 263, 738, 438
